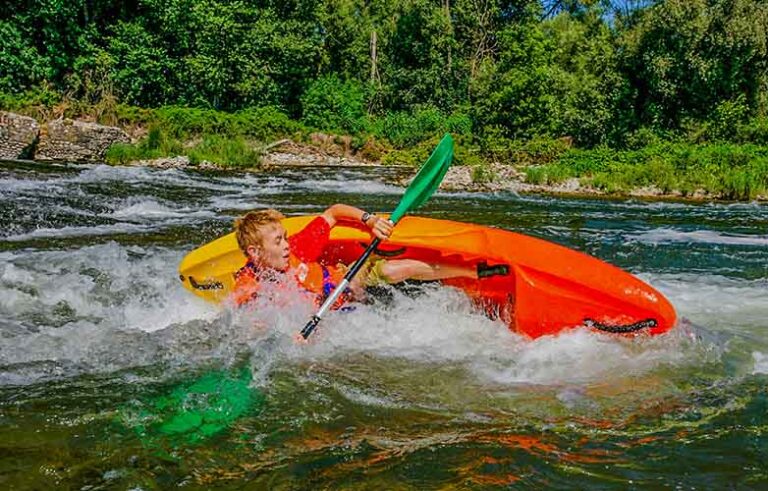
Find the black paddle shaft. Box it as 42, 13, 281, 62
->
344, 237, 382, 280
299, 237, 382, 339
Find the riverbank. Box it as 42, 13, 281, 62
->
3, 136, 766, 203
122, 140, 768, 202
1, 105, 766, 202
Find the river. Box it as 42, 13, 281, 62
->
1, 160, 766, 488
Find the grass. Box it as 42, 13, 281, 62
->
105, 127, 260, 168
527, 143, 768, 200
187, 135, 260, 167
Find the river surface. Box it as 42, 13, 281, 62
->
1, 160, 766, 489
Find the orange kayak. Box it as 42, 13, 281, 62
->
178, 216, 677, 338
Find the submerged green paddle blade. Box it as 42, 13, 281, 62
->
390, 133, 454, 223
119, 368, 264, 448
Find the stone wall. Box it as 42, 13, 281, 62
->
36, 119, 130, 161
0, 111, 39, 159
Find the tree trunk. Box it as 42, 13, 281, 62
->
444, 0, 452, 73
370, 30, 379, 84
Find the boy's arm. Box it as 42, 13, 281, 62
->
321, 204, 393, 240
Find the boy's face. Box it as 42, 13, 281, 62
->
246, 223, 290, 271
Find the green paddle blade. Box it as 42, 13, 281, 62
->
118, 368, 264, 448
390, 133, 454, 223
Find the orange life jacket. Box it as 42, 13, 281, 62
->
232, 257, 348, 308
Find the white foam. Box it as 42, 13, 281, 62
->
0, 242, 216, 333
73, 165, 203, 188
207, 194, 279, 211
433, 189, 518, 200
2, 223, 153, 242
0, 246, 731, 390
472, 328, 696, 385
0, 241, 225, 384
2, 164, 248, 195
233, 284, 703, 387
753, 352, 768, 374
629, 228, 768, 247
220, 174, 290, 193
106, 197, 215, 222
641, 273, 768, 332
294, 178, 403, 195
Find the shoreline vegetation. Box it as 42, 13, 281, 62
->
4, 98, 766, 202
2, 1, 768, 201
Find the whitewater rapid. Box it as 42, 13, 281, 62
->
1, 163, 766, 391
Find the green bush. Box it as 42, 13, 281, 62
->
556, 147, 614, 174
188, 135, 260, 168
524, 166, 544, 185
624, 127, 666, 150
371, 107, 472, 149
0, 84, 61, 118
107, 21, 177, 106
110, 104, 155, 127
736, 117, 768, 145
155, 106, 235, 138
105, 142, 143, 165
232, 106, 304, 140
588, 173, 623, 193
707, 95, 750, 142
300, 75, 367, 134
105, 126, 184, 164
479, 129, 571, 166
107, 127, 259, 168
380, 137, 436, 166
524, 163, 574, 185
471, 164, 496, 184
148, 105, 301, 141
452, 137, 485, 167
645, 158, 678, 193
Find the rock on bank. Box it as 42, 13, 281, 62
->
0, 111, 129, 162
0, 111, 39, 160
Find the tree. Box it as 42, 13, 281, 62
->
620, 0, 768, 129
0, 21, 50, 92
470, 20, 558, 139
545, 10, 627, 145
106, 21, 177, 106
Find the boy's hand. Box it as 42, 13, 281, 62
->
368, 216, 394, 240
293, 332, 309, 344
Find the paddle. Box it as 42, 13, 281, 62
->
299, 133, 455, 340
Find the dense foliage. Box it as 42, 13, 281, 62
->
1, 0, 767, 198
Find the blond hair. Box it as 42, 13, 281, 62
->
234, 209, 286, 254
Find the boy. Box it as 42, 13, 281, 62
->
232, 204, 508, 307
